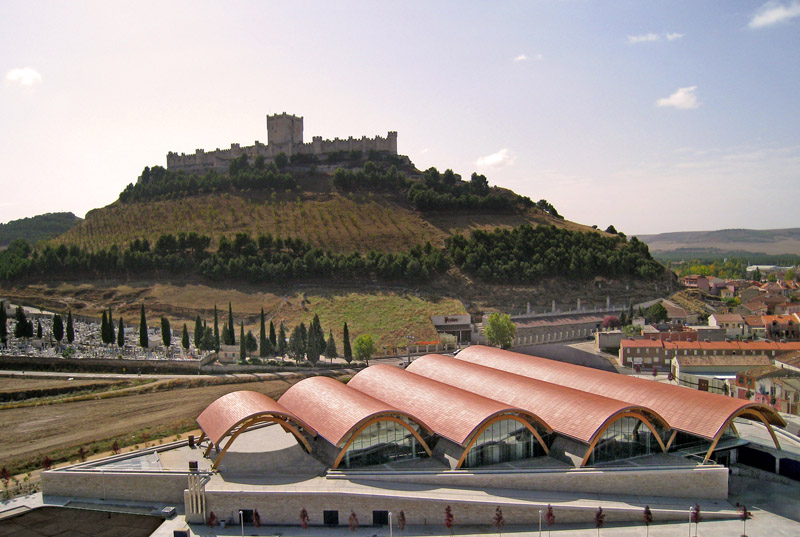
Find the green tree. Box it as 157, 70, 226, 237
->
245, 330, 258, 355
100, 310, 109, 344
213, 304, 220, 349
117, 317, 125, 347
277, 322, 287, 358
108, 307, 115, 344
274, 152, 289, 169
161, 316, 171, 347
200, 329, 216, 351
342, 322, 353, 363
644, 303, 669, 324
66, 310, 74, 344
0, 301, 7, 345
259, 308, 269, 357
324, 329, 338, 361
239, 323, 246, 361
353, 334, 376, 365
181, 323, 190, 349
194, 315, 204, 348
227, 303, 236, 345
139, 304, 148, 348
288, 325, 305, 363
36, 320, 42, 339
52, 313, 64, 344
306, 314, 324, 366
14, 306, 27, 339
269, 320, 276, 348
484, 312, 516, 349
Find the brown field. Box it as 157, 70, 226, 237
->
1, 376, 303, 470
0, 377, 119, 395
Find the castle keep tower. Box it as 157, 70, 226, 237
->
267, 113, 303, 146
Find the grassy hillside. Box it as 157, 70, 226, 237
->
639, 227, 800, 256
0, 212, 81, 247
51, 190, 592, 253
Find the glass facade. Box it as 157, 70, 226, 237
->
669, 425, 738, 455
586, 416, 660, 465
462, 418, 543, 468
340, 418, 427, 468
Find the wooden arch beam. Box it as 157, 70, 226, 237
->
581, 410, 666, 467
455, 414, 549, 469
211, 416, 312, 470
333, 416, 432, 469
703, 408, 780, 464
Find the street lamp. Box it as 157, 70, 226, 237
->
688, 506, 692, 537
389, 511, 393, 537
239, 510, 244, 537
538, 509, 542, 537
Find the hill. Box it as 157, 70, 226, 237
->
0, 212, 81, 247
639, 228, 800, 256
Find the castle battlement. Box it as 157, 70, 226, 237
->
166, 113, 398, 174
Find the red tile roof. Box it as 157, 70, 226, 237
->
196, 390, 316, 446
407, 354, 665, 444
347, 364, 546, 446
456, 346, 785, 440
278, 376, 428, 446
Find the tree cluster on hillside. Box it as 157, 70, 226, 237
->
0, 212, 80, 247
118, 164, 296, 203
446, 224, 663, 282
332, 162, 408, 191
406, 168, 532, 213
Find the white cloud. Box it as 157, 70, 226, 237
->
749, 1, 800, 28
627, 32, 684, 44
627, 33, 660, 44
656, 86, 700, 109
475, 148, 515, 168
5, 67, 42, 86
513, 54, 528, 62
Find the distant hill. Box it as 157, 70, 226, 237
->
638, 228, 800, 256
0, 212, 81, 247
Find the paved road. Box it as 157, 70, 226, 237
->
514, 343, 618, 373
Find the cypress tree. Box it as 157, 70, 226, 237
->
182, 323, 190, 349
259, 308, 269, 357
194, 315, 203, 348
36, 320, 42, 339
100, 310, 109, 344
342, 322, 352, 362
108, 307, 115, 344
239, 322, 246, 361
269, 320, 276, 348
139, 304, 148, 348
325, 330, 338, 361
227, 303, 236, 345
66, 310, 75, 344
0, 301, 7, 345
213, 305, 220, 349
117, 317, 125, 347
14, 306, 27, 339
161, 316, 171, 347
52, 313, 64, 344
277, 322, 287, 358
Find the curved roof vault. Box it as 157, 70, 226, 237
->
347, 364, 552, 447
407, 354, 668, 448
196, 390, 316, 447
455, 345, 785, 443
277, 376, 432, 447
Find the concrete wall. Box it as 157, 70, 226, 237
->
327, 465, 730, 500
41, 469, 192, 504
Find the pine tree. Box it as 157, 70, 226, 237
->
117, 317, 125, 347
14, 306, 27, 339
100, 310, 109, 344
52, 313, 64, 344
213, 304, 220, 349
36, 320, 42, 339
325, 330, 338, 361
269, 320, 276, 348
259, 308, 268, 357
66, 310, 74, 344
161, 316, 171, 347
139, 304, 148, 348
227, 303, 236, 345
108, 307, 115, 344
0, 301, 7, 345
182, 323, 190, 349
306, 315, 323, 366
343, 322, 352, 363
277, 322, 287, 358
239, 322, 246, 361
288, 325, 305, 363
194, 315, 204, 348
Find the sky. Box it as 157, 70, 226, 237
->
1, 1, 799, 236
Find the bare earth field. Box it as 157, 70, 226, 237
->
0, 377, 119, 395
1, 376, 301, 469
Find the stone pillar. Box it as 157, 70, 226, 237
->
577, 298, 581, 311
552, 300, 556, 312
527, 302, 531, 314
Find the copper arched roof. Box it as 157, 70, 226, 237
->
407, 354, 668, 444
456, 345, 785, 440
196, 390, 316, 446
277, 376, 431, 446
347, 364, 551, 446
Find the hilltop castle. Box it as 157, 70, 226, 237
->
166, 113, 398, 174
